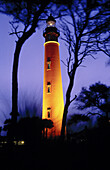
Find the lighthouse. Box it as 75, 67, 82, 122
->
42, 15, 64, 138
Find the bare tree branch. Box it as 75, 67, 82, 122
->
61, 60, 68, 67
86, 112, 103, 117
60, 0, 110, 139
70, 95, 77, 104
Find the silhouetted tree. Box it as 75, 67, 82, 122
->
3, 118, 16, 138
4, 117, 53, 143
15, 117, 53, 144
60, 0, 110, 138
3, 95, 53, 141
76, 82, 110, 123
0, 0, 54, 125
67, 114, 90, 137
67, 114, 90, 125
0, 127, 2, 136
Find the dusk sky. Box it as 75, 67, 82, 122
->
0, 13, 110, 128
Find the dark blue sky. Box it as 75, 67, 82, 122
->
0, 13, 110, 128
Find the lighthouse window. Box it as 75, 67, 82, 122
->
47, 63, 51, 70
47, 57, 51, 62
47, 107, 51, 118
47, 82, 51, 93
47, 58, 51, 70
48, 111, 50, 118
48, 86, 50, 93
47, 62, 51, 70
47, 82, 51, 85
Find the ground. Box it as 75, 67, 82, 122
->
0, 138, 109, 170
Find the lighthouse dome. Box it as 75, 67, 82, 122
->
46, 14, 56, 27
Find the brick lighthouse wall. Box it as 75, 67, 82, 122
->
42, 41, 64, 137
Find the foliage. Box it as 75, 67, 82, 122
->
3, 117, 53, 143
76, 82, 109, 111
0, 126, 2, 135
75, 82, 110, 128
16, 117, 53, 142
0, 0, 51, 24
0, 0, 69, 27
67, 114, 90, 125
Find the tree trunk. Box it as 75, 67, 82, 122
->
61, 103, 69, 140
9, 1, 51, 126
10, 19, 38, 125
61, 66, 77, 140
10, 40, 23, 124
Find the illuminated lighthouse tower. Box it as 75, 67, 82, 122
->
42, 15, 64, 137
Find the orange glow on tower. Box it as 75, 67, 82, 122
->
42, 15, 64, 137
